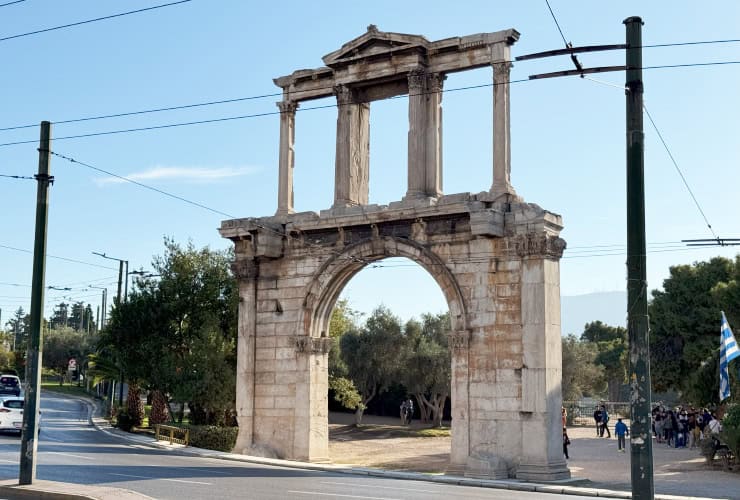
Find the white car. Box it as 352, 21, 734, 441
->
0, 397, 25, 434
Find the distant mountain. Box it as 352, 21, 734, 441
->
561, 291, 627, 336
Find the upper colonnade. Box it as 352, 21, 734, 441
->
272, 25, 520, 215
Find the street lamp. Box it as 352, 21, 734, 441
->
92, 252, 128, 304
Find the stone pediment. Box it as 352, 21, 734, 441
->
322, 25, 430, 67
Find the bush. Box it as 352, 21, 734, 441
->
188, 425, 238, 452
116, 412, 133, 432
721, 405, 740, 459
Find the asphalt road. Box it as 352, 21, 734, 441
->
0, 393, 597, 500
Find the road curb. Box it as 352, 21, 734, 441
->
74, 394, 719, 500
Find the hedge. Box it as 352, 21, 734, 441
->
189, 425, 238, 452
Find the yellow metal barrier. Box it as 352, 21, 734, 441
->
155, 424, 189, 445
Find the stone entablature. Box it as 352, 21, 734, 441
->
272, 25, 520, 215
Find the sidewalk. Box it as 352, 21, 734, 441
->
1, 397, 731, 500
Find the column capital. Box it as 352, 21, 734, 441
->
231, 259, 258, 281
407, 68, 426, 92
492, 61, 513, 81
276, 100, 299, 114
513, 233, 567, 259
428, 72, 446, 93
334, 84, 355, 105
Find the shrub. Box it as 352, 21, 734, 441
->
188, 425, 238, 452
116, 412, 133, 432
721, 405, 740, 459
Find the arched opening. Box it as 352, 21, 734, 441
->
298, 237, 467, 472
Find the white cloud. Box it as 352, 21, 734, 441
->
95, 165, 260, 186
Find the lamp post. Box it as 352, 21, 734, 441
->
92, 252, 129, 413
92, 252, 128, 304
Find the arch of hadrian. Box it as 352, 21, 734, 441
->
220, 26, 569, 481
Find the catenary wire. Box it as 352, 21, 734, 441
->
544, 0, 568, 47
48, 150, 236, 219
0, 0, 25, 7
1, 57, 738, 148
0, 173, 34, 180
0, 1, 192, 43
0, 79, 531, 146
643, 104, 719, 240
1, 36, 739, 132
0, 243, 119, 270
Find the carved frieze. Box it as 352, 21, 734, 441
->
294, 336, 333, 354
513, 233, 566, 259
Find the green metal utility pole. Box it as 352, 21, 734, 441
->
625, 16, 654, 499
20, 121, 53, 485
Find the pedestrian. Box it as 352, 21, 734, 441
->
593, 406, 603, 437
601, 405, 611, 438
562, 407, 567, 428
615, 417, 629, 452
563, 427, 571, 459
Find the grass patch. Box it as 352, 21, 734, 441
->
41, 382, 91, 398
415, 427, 451, 438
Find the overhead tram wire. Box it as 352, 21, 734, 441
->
0, 57, 738, 144
0, 0, 25, 8
0, 173, 34, 180
0, 78, 531, 146
0, 243, 119, 270
5, 56, 740, 148
49, 150, 236, 219
0, 36, 738, 132
643, 105, 719, 240
0, 0, 193, 43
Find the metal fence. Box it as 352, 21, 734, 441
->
563, 400, 631, 427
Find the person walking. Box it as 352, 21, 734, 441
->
600, 405, 611, 438
563, 427, 571, 459
615, 417, 629, 452
593, 406, 603, 437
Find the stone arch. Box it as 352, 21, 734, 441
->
300, 236, 468, 342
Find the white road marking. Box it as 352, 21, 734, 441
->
45, 451, 94, 460
0, 459, 18, 463
288, 492, 401, 500
320, 482, 439, 493
109, 472, 212, 485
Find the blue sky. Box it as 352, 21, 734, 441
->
1, 1, 738, 325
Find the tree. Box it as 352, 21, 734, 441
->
649, 256, 735, 403
100, 238, 238, 425
561, 334, 605, 401
399, 313, 451, 427
327, 300, 363, 412
43, 327, 91, 383
580, 321, 628, 401
340, 305, 404, 425
5, 307, 27, 352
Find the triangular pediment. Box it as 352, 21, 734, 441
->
322, 25, 430, 66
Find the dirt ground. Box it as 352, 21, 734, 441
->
328, 412, 740, 499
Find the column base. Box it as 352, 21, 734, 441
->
516, 460, 571, 481
462, 456, 511, 480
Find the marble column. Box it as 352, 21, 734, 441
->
406, 69, 427, 200
276, 100, 298, 216
333, 85, 369, 208
425, 73, 444, 198
491, 61, 516, 197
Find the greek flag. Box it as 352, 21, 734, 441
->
720, 311, 740, 402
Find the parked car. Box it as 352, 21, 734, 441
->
0, 375, 20, 397
0, 397, 24, 434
